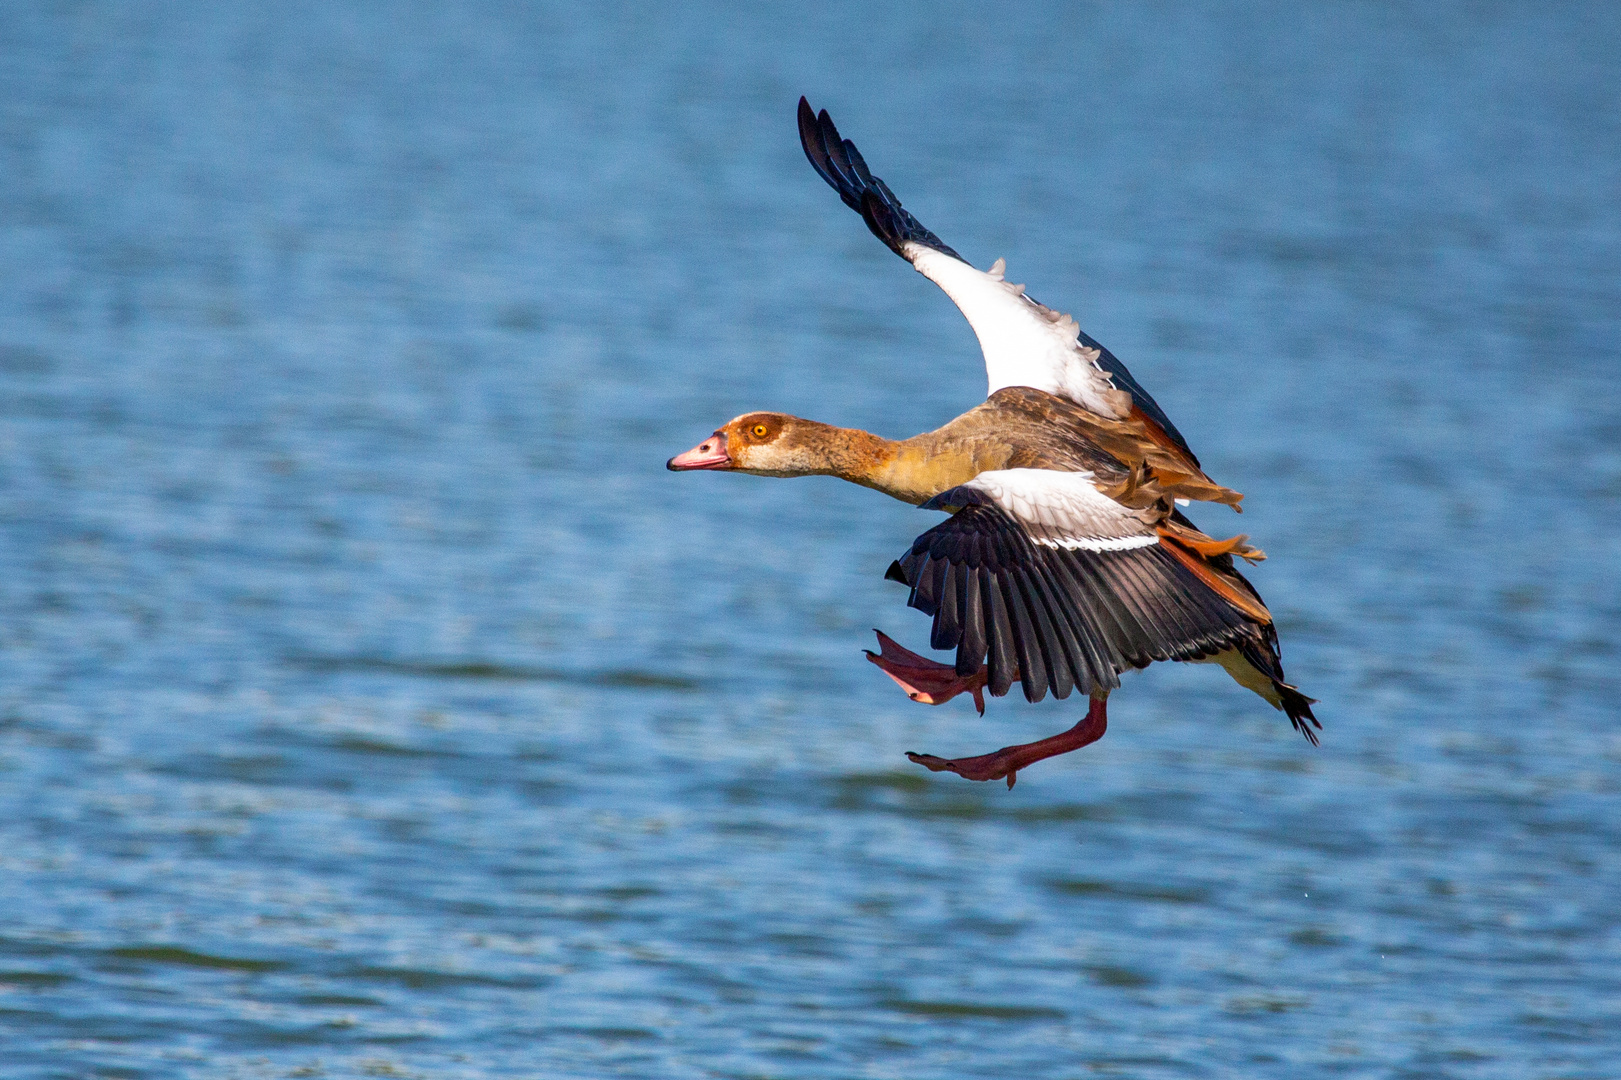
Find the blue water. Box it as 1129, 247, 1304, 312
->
2, 3, 1619, 1077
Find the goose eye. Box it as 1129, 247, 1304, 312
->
752, 424, 769, 438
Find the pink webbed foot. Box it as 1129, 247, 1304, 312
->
865, 630, 987, 715
907, 696, 1110, 789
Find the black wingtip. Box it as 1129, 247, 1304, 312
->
884, 560, 910, 584
798, 97, 837, 192
797, 99, 823, 163
797, 98, 814, 150
859, 189, 908, 259
794, 96, 964, 263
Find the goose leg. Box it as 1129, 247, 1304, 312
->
865, 630, 987, 715
907, 695, 1108, 789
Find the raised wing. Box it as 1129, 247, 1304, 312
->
798, 97, 1197, 461
889, 469, 1257, 703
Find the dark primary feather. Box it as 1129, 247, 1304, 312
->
894, 504, 1258, 703
797, 97, 1197, 463
798, 96, 963, 261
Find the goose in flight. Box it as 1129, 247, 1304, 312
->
669, 98, 1317, 787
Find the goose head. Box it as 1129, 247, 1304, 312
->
667, 412, 853, 477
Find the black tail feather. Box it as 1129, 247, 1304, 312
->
1277, 682, 1321, 745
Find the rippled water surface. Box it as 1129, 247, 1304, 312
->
2, 3, 1620, 1077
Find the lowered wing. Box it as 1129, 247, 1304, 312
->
890, 469, 1258, 703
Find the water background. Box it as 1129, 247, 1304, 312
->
2, 3, 1620, 1077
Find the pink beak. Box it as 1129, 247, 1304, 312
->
667, 431, 731, 471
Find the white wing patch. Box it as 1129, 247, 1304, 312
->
904, 243, 1134, 419
956, 469, 1158, 552
1033, 534, 1160, 552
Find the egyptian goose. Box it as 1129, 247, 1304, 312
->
669, 98, 1318, 787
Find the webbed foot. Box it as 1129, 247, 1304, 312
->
905, 696, 1109, 788
865, 630, 987, 715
